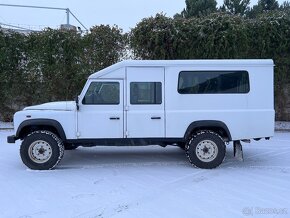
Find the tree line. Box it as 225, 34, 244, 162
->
0, 25, 126, 121
1, 0, 290, 121
176, 0, 289, 18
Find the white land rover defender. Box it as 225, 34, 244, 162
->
7, 60, 275, 170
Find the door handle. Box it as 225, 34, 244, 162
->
110, 117, 120, 120
151, 117, 161, 120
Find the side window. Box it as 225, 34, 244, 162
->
82, 82, 120, 105
130, 82, 162, 104
178, 71, 250, 94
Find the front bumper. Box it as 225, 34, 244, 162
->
7, 135, 17, 143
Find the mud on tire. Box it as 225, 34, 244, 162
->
20, 130, 64, 170
185, 130, 226, 169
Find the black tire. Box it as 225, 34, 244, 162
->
185, 130, 226, 169
64, 143, 79, 150
20, 130, 64, 170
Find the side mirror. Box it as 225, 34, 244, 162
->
75, 95, 79, 111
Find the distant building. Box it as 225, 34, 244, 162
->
60, 24, 77, 31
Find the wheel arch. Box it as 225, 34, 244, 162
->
184, 120, 232, 142
16, 119, 67, 141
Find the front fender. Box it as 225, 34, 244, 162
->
16, 119, 67, 141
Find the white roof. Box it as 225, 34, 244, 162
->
89, 59, 274, 79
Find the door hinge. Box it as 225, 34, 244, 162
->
125, 130, 129, 137
125, 106, 129, 111
76, 132, 81, 138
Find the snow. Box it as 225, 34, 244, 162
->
0, 121, 13, 129
1, 130, 290, 218
275, 121, 290, 131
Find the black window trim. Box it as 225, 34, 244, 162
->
130, 82, 162, 105
177, 70, 250, 95
82, 81, 120, 105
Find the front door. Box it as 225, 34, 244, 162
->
77, 80, 124, 139
126, 67, 165, 138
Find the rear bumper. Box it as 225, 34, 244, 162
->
7, 135, 17, 143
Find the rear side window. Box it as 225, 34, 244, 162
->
82, 82, 120, 105
130, 82, 162, 104
178, 71, 250, 94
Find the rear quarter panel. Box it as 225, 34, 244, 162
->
165, 65, 274, 140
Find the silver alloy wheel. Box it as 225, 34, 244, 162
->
28, 140, 52, 164
195, 140, 218, 162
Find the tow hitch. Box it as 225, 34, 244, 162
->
233, 141, 244, 161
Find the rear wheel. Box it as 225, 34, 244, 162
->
20, 130, 64, 170
186, 130, 226, 169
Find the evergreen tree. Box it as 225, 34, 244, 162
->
246, 4, 263, 18
259, 0, 279, 11
176, 0, 217, 18
247, 0, 279, 18
280, 1, 290, 10
222, 0, 250, 15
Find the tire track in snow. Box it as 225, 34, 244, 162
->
271, 139, 290, 143
246, 147, 290, 159
108, 167, 233, 217
266, 150, 290, 158
231, 169, 290, 204
60, 161, 188, 170
110, 155, 290, 218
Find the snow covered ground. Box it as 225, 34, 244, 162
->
0, 130, 290, 218
276, 121, 290, 131
0, 121, 13, 129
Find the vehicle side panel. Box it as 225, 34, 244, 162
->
165, 66, 274, 140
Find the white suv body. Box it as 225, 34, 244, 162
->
8, 60, 275, 170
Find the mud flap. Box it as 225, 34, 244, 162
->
233, 141, 244, 161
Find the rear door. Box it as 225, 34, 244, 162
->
126, 67, 165, 138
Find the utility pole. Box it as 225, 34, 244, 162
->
0, 4, 88, 31
66, 8, 70, 25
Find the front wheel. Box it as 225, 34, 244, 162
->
186, 131, 226, 169
20, 131, 64, 170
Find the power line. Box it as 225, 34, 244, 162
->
0, 22, 37, 32
0, 3, 67, 11
69, 10, 87, 31
0, 14, 8, 23
0, 3, 88, 31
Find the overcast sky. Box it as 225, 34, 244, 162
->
0, 0, 286, 32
